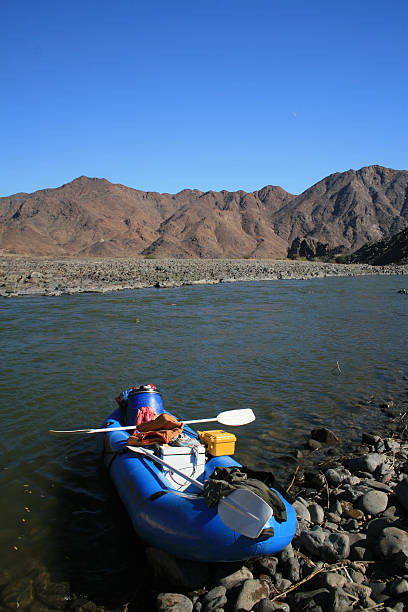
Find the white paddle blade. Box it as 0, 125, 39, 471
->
217, 409, 255, 427
218, 488, 273, 538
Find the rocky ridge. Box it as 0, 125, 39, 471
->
350, 227, 408, 266
1, 257, 408, 297
1, 165, 408, 259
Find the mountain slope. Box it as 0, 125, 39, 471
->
1, 166, 408, 258
350, 226, 408, 265
0, 178, 292, 258
272, 165, 408, 252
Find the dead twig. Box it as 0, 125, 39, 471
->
269, 565, 326, 602
323, 473, 330, 509
286, 464, 300, 494
270, 560, 352, 602
362, 603, 388, 611
294, 549, 316, 567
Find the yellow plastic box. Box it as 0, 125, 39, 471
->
197, 429, 237, 457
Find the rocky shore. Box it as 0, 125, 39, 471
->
1, 257, 407, 297
149, 399, 408, 612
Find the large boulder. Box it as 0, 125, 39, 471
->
376, 527, 408, 570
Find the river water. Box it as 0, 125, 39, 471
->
0, 275, 407, 609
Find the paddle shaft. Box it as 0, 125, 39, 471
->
50, 417, 218, 435
127, 446, 204, 489
183, 417, 220, 425
91, 417, 217, 432
127, 446, 259, 520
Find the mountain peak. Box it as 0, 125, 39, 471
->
1, 165, 407, 259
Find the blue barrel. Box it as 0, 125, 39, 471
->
126, 385, 164, 425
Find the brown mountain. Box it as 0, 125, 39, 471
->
272, 165, 408, 254
143, 186, 291, 258
1, 165, 408, 258
0, 178, 292, 258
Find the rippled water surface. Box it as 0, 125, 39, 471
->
1, 276, 407, 608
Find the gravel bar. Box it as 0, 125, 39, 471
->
1, 257, 407, 297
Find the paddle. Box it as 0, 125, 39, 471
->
48, 408, 255, 435
126, 445, 273, 538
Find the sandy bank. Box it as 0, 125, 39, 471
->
1, 257, 407, 297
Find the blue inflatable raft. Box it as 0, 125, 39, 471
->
99, 386, 297, 562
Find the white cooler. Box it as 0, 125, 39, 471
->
158, 443, 206, 491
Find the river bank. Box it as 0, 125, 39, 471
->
1, 257, 407, 297
151, 398, 408, 612
2, 398, 408, 611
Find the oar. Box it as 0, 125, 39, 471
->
126, 445, 273, 539
48, 408, 255, 435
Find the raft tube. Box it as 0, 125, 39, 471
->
100, 404, 296, 562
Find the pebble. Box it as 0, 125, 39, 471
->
395, 477, 408, 512
344, 508, 365, 521
256, 558, 278, 577
369, 581, 388, 603
345, 453, 383, 474
343, 581, 372, 601
307, 439, 322, 451
201, 586, 227, 612
310, 427, 340, 445
308, 502, 325, 525
359, 490, 389, 515
157, 593, 193, 612
362, 432, 381, 446
299, 528, 350, 562
292, 587, 331, 610
348, 568, 365, 584
234, 579, 270, 612
325, 468, 344, 487
340, 484, 367, 503
324, 532, 350, 562
292, 499, 311, 523
254, 601, 290, 612
321, 571, 346, 589
326, 511, 341, 523
330, 586, 354, 611
391, 604, 405, 612
304, 471, 326, 489
219, 566, 253, 589
281, 557, 300, 583
390, 577, 408, 597
377, 527, 408, 569
299, 527, 327, 557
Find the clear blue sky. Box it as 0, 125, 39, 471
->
1, 0, 407, 197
